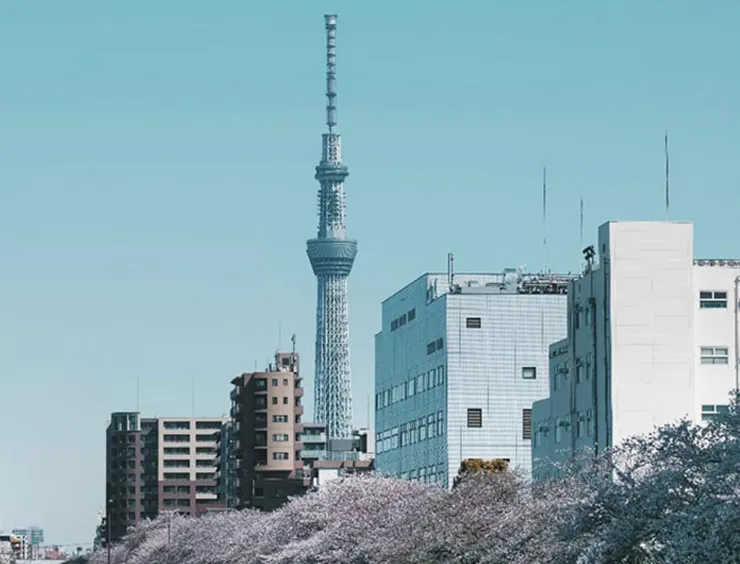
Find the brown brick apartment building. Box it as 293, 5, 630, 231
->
229, 351, 309, 510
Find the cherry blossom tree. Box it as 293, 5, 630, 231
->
83, 394, 740, 563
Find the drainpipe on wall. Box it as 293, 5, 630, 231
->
735, 275, 740, 391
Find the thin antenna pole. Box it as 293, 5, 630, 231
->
191, 378, 195, 418
664, 131, 670, 216
542, 166, 548, 273
580, 197, 584, 249
325, 15, 338, 133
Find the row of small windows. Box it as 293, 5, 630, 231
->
533, 410, 595, 447
163, 472, 216, 480
162, 459, 214, 468
163, 447, 216, 455
552, 354, 596, 392
163, 433, 219, 443
427, 338, 445, 355
376, 365, 446, 410
391, 308, 416, 331
376, 411, 445, 454
162, 421, 223, 430
401, 464, 447, 487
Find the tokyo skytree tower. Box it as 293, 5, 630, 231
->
306, 14, 356, 440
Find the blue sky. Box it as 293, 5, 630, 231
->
1, 0, 739, 546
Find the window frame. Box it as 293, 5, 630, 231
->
699, 290, 728, 309
700, 346, 729, 365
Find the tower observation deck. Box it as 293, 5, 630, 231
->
306, 14, 356, 440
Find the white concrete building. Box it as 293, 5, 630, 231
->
375, 268, 578, 485
532, 221, 740, 478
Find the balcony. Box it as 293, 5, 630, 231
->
294, 387, 304, 398
301, 433, 327, 443
300, 450, 327, 460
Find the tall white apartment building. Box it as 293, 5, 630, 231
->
532, 221, 740, 478
374, 268, 578, 486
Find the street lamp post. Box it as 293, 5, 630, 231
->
107, 498, 112, 564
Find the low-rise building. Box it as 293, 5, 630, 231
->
532, 221, 740, 478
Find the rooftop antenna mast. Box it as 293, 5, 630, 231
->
191, 377, 195, 417
447, 252, 455, 290
542, 166, 548, 274
664, 131, 670, 217
291, 333, 296, 355
579, 196, 584, 249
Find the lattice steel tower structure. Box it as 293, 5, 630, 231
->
306, 14, 356, 440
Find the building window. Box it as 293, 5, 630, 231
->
407, 378, 416, 397
576, 362, 584, 383
283, 397, 289, 405
163, 459, 190, 468
163, 472, 189, 480
391, 318, 399, 331
585, 306, 592, 325
272, 452, 290, 460
418, 417, 427, 441
164, 447, 190, 455
699, 291, 728, 309
254, 379, 267, 390
408, 308, 416, 321
436, 338, 444, 350
427, 414, 436, 438
163, 421, 190, 430
427, 341, 435, 355
272, 434, 289, 442
271, 397, 278, 405
196, 472, 215, 480
466, 317, 482, 329
417, 374, 425, 393
522, 409, 532, 440
272, 415, 289, 423
587, 409, 594, 436
576, 413, 585, 438
436, 411, 444, 436
467, 408, 482, 428
283, 378, 288, 386
522, 367, 537, 380
554, 418, 563, 443
701, 404, 729, 421
272, 378, 278, 386
700, 347, 729, 364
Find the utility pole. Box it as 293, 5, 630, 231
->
106, 499, 112, 564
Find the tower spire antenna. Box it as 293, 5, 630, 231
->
325, 14, 338, 133
307, 14, 357, 441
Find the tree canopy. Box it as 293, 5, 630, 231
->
85, 392, 740, 563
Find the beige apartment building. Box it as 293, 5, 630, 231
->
105, 413, 228, 544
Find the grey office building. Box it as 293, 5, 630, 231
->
374, 269, 575, 486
